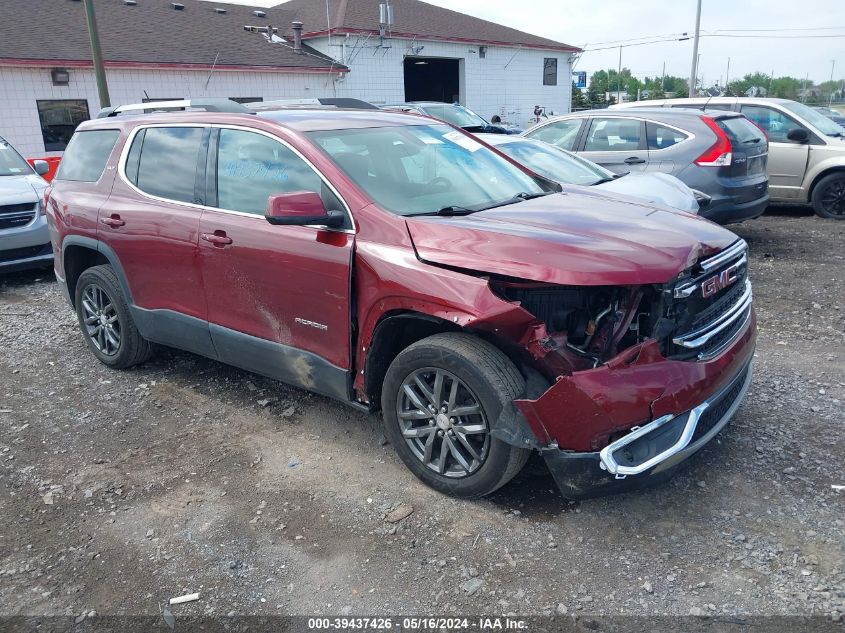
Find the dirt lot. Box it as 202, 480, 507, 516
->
0, 208, 843, 621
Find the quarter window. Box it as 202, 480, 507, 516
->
543, 58, 558, 86
132, 127, 205, 204
583, 118, 643, 151
524, 119, 583, 150
646, 122, 689, 150
36, 100, 90, 151
740, 105, 802, 143
54, 130, 120, 182
216, 129, 323, 215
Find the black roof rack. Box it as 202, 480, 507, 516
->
247, 98, 379, 111
97, 98, 252, 118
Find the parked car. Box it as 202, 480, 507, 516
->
0, 135, 52, 273
812, 106, 845, 127
477, 133, 703, 214
612, 97, 845, 219
383, 102, 521, 134
47, 99, 756, 500
522, 108, 769, 225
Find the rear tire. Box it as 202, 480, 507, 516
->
811, 172, 845, 219
74, 265, 152, 369
381, 333, 531, 498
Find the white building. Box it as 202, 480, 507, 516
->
0, 0, 577, 160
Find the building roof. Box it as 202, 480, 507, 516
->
0, 0, 346, 73
277, 0, 580, 52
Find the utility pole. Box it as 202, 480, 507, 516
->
617, 45, 622, 103
83, 0, 110, 108
661, 61, 666, 93
688, 0, 702, 97
802, 73, 808, 103
829, 60, 836, 107
725, 57, 730, 95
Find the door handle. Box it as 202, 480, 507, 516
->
201, 232, 233, 247
624, 157, 646, 165
100, 214, 125, 228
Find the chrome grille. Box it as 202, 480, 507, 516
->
0, 202, 37, 230
669, 240, 752, 361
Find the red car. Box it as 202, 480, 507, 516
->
46, 100, 756, 499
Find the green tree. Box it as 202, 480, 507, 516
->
588, 70, 609, 106
571, 81, 589, 110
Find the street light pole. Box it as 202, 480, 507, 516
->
688, 0, 702, 97
617, 45, 622, 103
725, 57, 730, 95
83, 0, 110, 108
829, 60, 836, 107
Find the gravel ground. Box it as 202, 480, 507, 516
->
0, 207, 843, 621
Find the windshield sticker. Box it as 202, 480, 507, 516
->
420, 135, 444, 145
443, 130, 483, 153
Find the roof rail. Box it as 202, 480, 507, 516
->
97, 98, 252, 118
247, 98, 379, 111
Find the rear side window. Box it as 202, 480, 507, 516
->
718, 116, 766, 145
583, 117, 643, 151
646, 122, 689, 150
55, 130, 119, 182
132, 127, 205, 203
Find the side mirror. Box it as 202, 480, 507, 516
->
264, 191, 345, 229
786, 128, 809, 143
33, 159, 50, 176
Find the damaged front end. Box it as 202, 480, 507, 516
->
487, 240, 756, 499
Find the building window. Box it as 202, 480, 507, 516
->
229, 97, 263, 104
543, 58, 558, 86
36, 100, 90, 151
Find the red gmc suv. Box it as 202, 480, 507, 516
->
46, 99, 756, 500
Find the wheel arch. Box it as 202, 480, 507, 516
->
362, 310, 546, 411
808, 165, 845, 201
364, 311, 461, 406
61, 236, 133, 305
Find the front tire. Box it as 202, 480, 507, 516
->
811, 172, 845, 219
74, 265, 152, 369
381, 333, 531, 498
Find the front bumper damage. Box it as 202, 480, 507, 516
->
513, 310, 756, 499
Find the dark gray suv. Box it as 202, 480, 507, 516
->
523, 108, 769, 224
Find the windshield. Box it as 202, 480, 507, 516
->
421, 104, 489, 129
308, 124, 545, 215
0, 138, 33, 177
494, 139, 613, 186
782, 101, 845, 136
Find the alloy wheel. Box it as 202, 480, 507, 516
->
81, 284, 121, 356
396, 368, 490, 478
820, 179, 845, 217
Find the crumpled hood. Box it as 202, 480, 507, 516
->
405, 192, 738, 286
0, 174, 46, 205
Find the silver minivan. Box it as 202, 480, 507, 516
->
0, 136, 51, 273
613, 97, 845, 219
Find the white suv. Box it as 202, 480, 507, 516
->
613, 97, 845, 219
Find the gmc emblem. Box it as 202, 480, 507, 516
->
701, 263, 741, 298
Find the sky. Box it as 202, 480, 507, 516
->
207, 0, 845, 85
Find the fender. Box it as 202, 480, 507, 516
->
61, 235, 135, 305
805, 159, 845, 200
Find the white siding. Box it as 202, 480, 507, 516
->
0, 66, 334, 157
0, 37, 573, 158
306, 36, 573, 129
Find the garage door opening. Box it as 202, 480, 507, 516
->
403, 57, 460, 103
